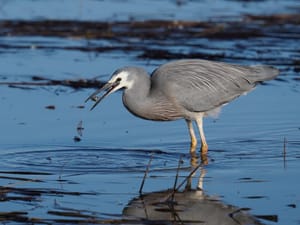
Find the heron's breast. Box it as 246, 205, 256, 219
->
122, 93, 182, 121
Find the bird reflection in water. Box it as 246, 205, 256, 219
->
123, 159, 265, 225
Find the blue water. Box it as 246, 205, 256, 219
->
0, 0, 300, 224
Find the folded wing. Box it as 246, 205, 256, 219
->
151, 59, 279, 112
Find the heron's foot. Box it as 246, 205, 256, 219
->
200, 143, 208, 155
200, 153, 208, 165
189, 138, 198, 153
200, 143, 208, 164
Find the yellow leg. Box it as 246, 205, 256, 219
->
186, 119, 197, 153
195, 115, 208, 155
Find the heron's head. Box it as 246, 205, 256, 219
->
85, 68, 136, 110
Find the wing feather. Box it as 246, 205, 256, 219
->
150, 59, 277, 112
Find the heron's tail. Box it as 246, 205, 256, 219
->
250, 65, 280, 82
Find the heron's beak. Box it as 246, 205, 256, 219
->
85, 79, 121, 110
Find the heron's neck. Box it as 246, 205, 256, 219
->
122, 75, 151, 119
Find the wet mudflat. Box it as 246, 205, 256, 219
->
0, 0, 300, 224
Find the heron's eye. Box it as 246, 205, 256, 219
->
116, 77, 122, 82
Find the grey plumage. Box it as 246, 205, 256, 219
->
151, 60, 278, 114
86, 59, 279, 154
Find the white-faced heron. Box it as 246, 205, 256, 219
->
86, 59, 279, 155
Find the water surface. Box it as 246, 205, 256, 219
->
0, 0, 299, 224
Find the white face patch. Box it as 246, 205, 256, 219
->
109, 70, 134, 90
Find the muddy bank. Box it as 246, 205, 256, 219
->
0, 14, 299, 86
1, 14, 300, 39
0, 76, 104, 90
0, 15, 299, 64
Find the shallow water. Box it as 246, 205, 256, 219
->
0, 0, 300, 224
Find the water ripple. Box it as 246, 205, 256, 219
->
1, 147, 189, 174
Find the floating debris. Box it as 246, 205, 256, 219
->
0, 76, 104, 90
73, 136, 81, 142
45, 105, 56, 110
286, 203, 297, 208
76, 120, 84, 137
